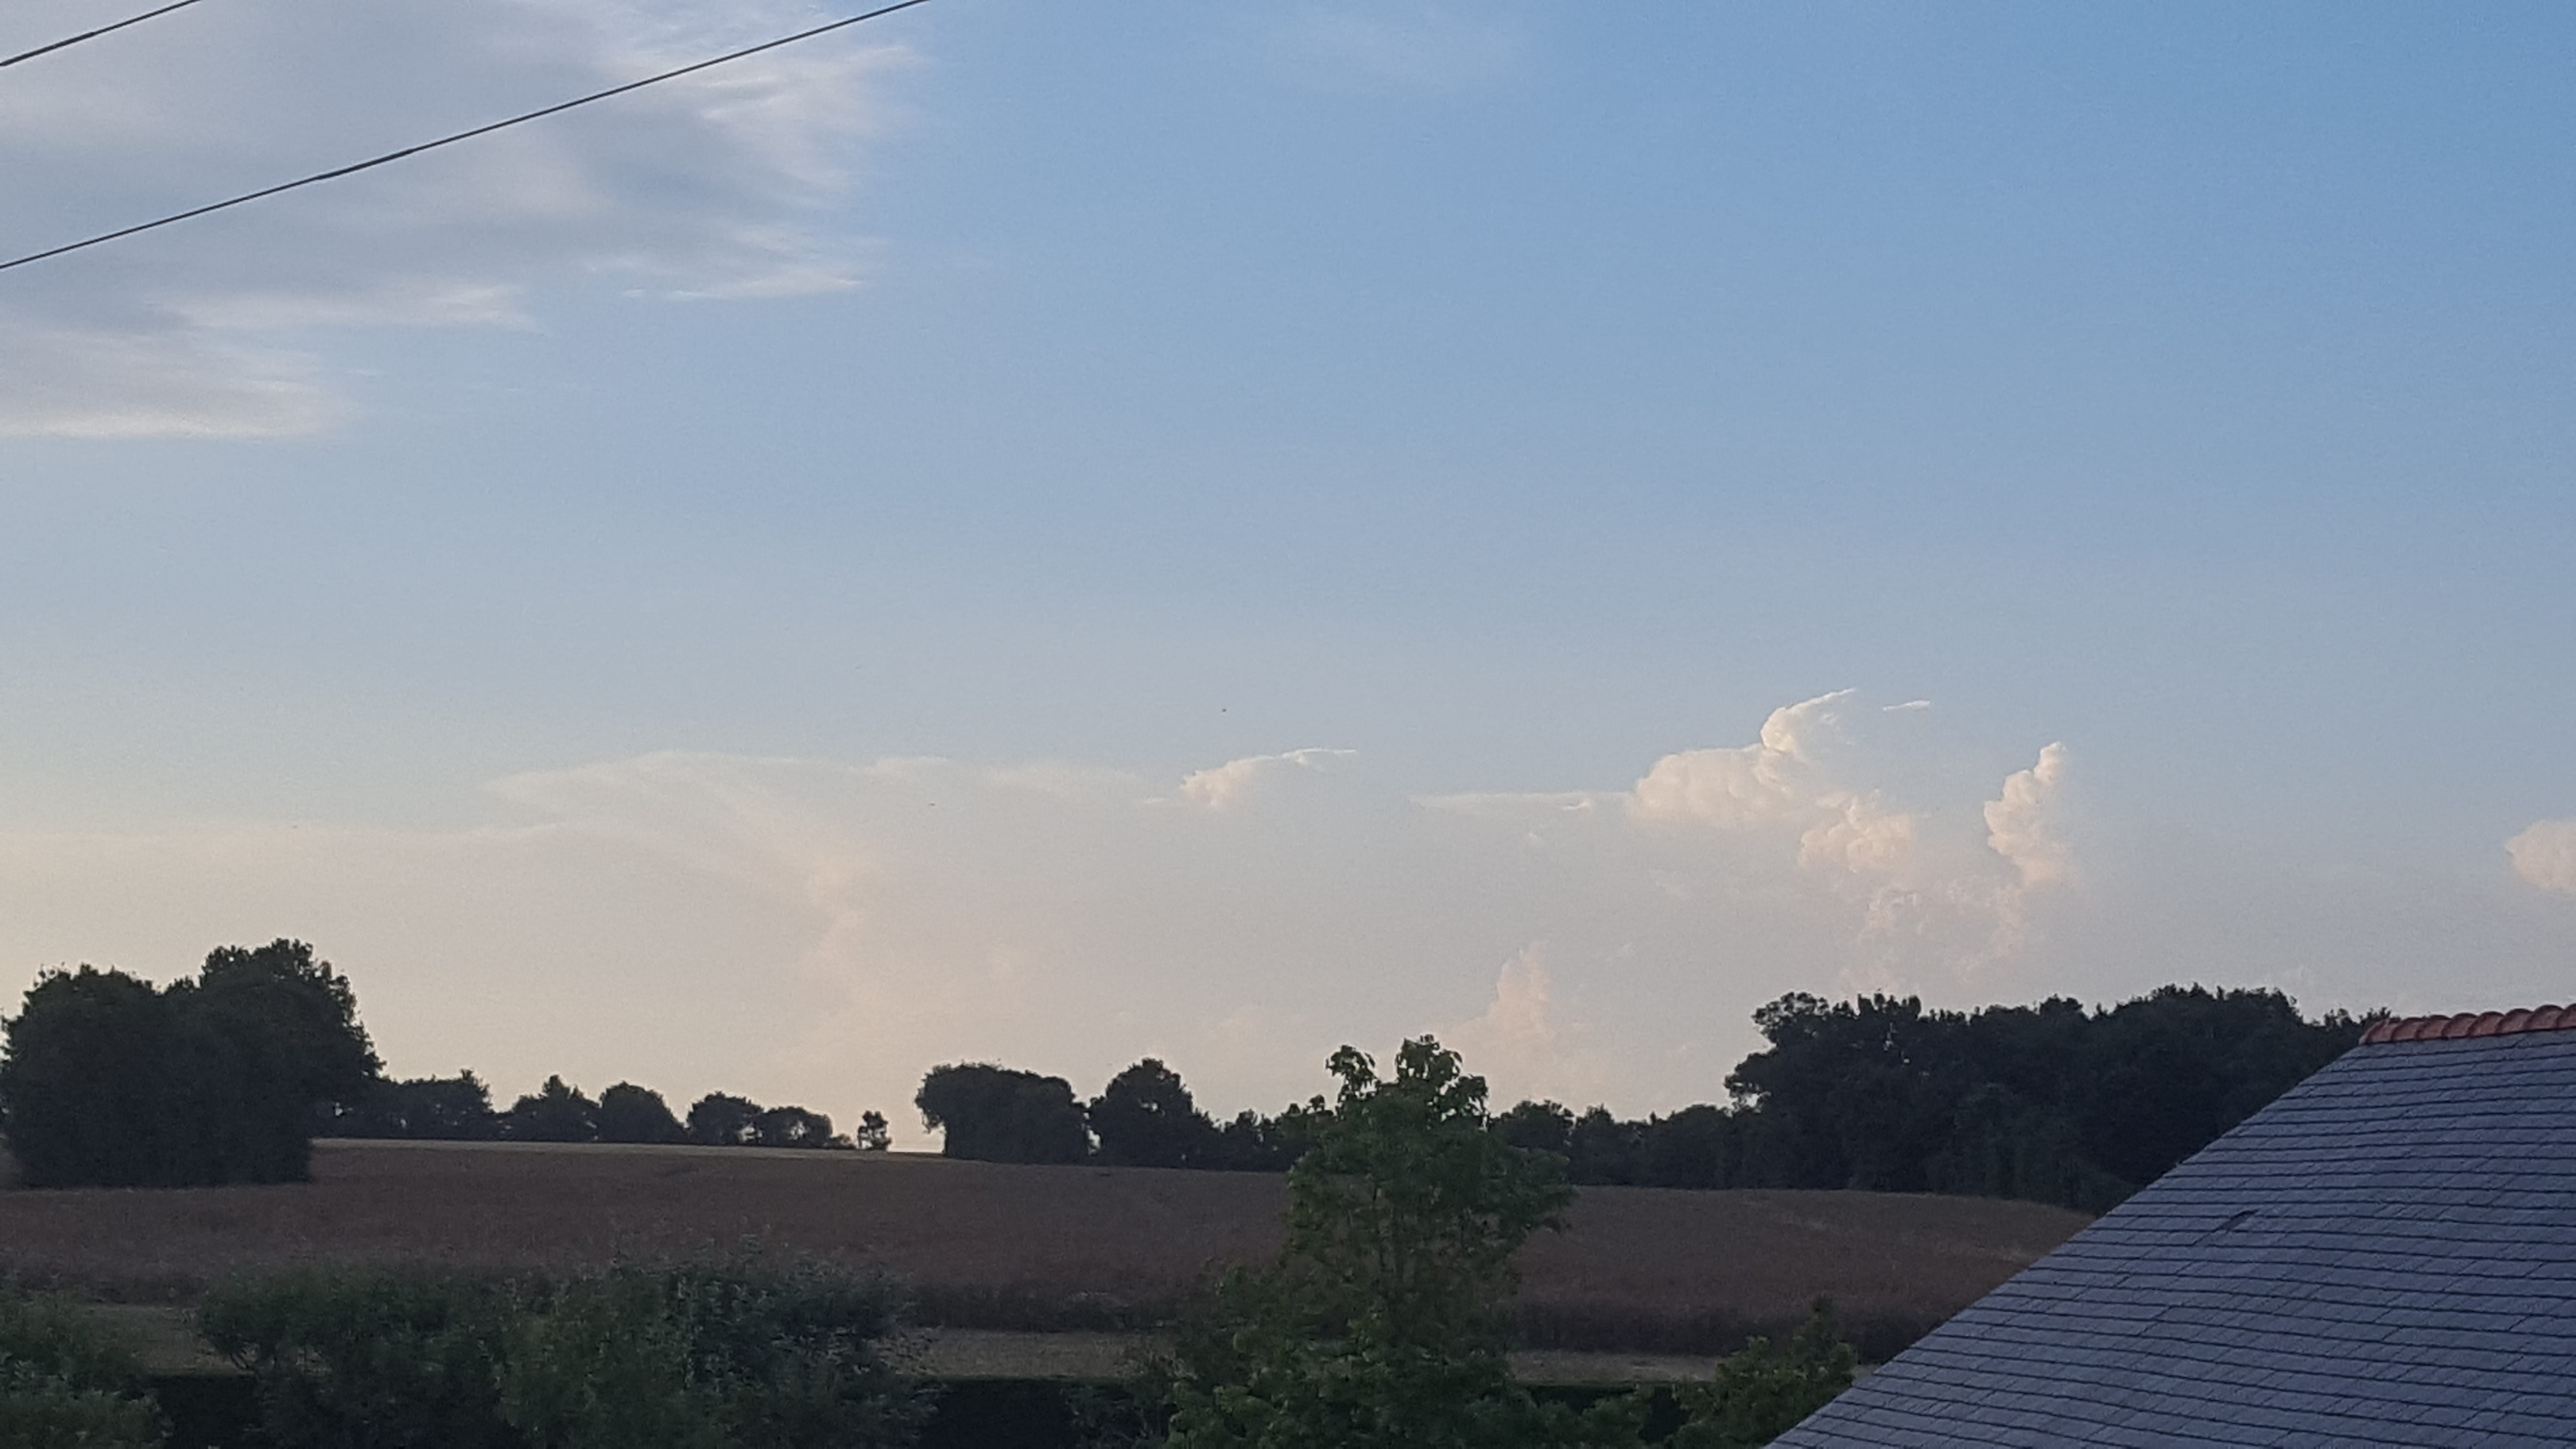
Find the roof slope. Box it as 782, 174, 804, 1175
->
1776, 1023, 2576, 1447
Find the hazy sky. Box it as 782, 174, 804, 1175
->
3, 1, 2572, 1141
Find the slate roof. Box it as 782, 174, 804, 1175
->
1775, 1008, 2576, 1448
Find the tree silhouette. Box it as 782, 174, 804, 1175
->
502, 1077, 599, 1143
686, 1093, 762, 1147
753, 1105, 840, 1149
0, 940, 378, 1188
1089, 1058, 1220, 1168
853, 1110, 891, 1152
1491, 1098, 1574, 1156
916, 1064, 1089, 1163
1163, 1037, 1636, 1447
597, 1082, 684, 1144
322, 1072, 498, 1140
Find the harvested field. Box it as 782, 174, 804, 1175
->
0, 1140, 2086, 1355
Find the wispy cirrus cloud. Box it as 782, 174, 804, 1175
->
1268, 3, 1526, 93
0, 0, 915, 437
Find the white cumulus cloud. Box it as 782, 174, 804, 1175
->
2507, 819, 2576, 894
1178, 748, 1360, 810
1985, 742, 2074, 887
1437, 945, 1610, 1110
1629, 689, 1855, 831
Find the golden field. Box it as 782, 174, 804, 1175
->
0, 1140, 2087, 1355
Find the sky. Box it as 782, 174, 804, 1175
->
2, 0, 2572, 1142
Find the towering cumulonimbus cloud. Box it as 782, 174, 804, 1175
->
1985, 742, 2074, 888
0, 692, 2097, 1130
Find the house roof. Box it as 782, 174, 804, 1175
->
1775, 1008, 2576, 1448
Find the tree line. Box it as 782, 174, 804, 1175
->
1, 1036, 1850, 1449
0, 940, 890, 1188
317, 1070, 890, 1152
0, 938, 2367, 1210
920, 984, 2367, 1211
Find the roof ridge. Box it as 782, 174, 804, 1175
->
2359, 1005, 2572, 1046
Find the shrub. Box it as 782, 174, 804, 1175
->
201, 1256, 930, 1449
0, 1284, 165, 1448
201, 1267, 525, 1449
1669, 1300, 1857, 1448
503, 1256, 929, 1449
0, 1362, 167, 1449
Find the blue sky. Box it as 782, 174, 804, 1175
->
2, 1, 2572, 1135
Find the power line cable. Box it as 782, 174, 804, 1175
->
0, 0, 932, 274
2, 0, 207, 70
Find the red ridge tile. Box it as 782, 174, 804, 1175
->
2361, 1002, 2576, 1046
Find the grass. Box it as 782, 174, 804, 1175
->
0, 1140, 2086, 1356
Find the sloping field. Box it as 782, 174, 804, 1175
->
0, 1141, 2087, 1354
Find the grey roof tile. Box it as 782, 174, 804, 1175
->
1775, 1029, 2576, 1449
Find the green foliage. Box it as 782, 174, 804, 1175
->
1470, 984, 2365, 1210
504, 1076, 601, 1143
503, 1257, 927, 1449
202, 1267, 527, 1449
596, 1082, 685, 1144
0, 1362, 167, 1449
854, 1109, 893, 1152
1487, 1100, 1573, 1157
750, 1105, 845, 1149
1091, 1059, 1220, 1168
688, 1092, 764, 1146
1722, 985, 2364, 1208
320, 1071, 499, 1140
1159, 1037, 1639, 1449
0, 940, 377, 1187
201, 1257, 928, 1449
1669, 1301, 1857, 1448
916, 1063, 1090, 1164
0, 1284, 165, 1449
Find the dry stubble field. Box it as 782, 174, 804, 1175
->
0, 1140, 2088, 1356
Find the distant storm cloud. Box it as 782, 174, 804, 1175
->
0, 693, 2095, 1129
0, 0, 913, 437
2506, 819, 2576, 894
1986, 743, 2074, 888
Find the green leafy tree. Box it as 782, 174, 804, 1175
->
504, 1078, 600, 1143
853, 1111, 892, 1152
0, 968, 178, 1188
1090, 1059, 1221, 1168
597, 1083, 685, 1144
753, 1106, 841, 1149
687, 1093, 763, 1146
915, 1064, 1089, 1164
1488, 1100, 1573, 1157
0, 940, 378, 1188
1160, 1036, 1640, 1449
321, 1072, 499, 1141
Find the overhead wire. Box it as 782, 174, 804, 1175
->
0, 0, 933, 274
1, 0, 208, 70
